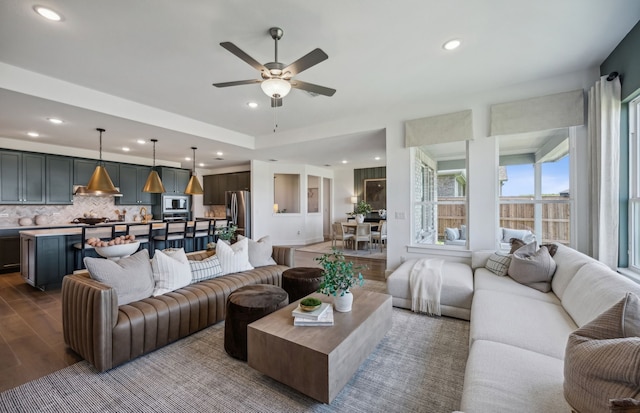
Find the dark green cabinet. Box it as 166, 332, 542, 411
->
0, 151, 45, 204
159, 167, 191, 194
46, 155, 73, 204
20, 234, 66, 290
203, 171, 249, 205
116, 164, 152, 205
73, 159, 120, 187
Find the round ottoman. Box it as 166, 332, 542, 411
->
282, 267, 325, 303
224, 284, 289, 361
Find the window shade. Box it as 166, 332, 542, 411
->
490, 89, 584, 136
405, 109, 473, 147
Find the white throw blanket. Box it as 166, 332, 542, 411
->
409, 258, 444, 316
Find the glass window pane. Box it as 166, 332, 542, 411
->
541, 155, 569, 196
542, 202, 571, 245
501, 164, 534, 197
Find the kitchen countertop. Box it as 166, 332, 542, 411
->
18, 220, 176, 237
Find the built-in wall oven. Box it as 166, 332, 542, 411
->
162, 195, 190, 221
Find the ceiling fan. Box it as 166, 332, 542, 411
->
212, 27, 336, 108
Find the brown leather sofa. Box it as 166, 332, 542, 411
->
62, 246, 294, 372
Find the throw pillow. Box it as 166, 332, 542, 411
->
507, 242, 556, 292
502, 227, 531, 243
237, 235, 277, 267
509, 238, 527, 254
445, 227, 460, 241
151, 248, 192, 296
189, 254, 223, 283
541, 243, 558, 257
485, 252, 512, 276
459, 224, 467, 240
564, 293, 640, 413
84, 249, 154, 306
216, 238, 254, 275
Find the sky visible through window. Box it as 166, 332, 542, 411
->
501, 156, 569, 196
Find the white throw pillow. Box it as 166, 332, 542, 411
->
445, 227, 460, 241
216, 238, 254, 275
151, 248, 192, 296
84, 249, 154, 306
189, 254, 223, 283
237, 235, 277, 267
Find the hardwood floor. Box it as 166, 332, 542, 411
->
0, 244, 387, 393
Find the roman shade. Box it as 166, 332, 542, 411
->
490, 89, 585, 136
405, 109, 473, 147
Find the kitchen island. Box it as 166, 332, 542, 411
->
18, 220, 208, 290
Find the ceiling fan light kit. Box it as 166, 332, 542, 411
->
213, 27, 335, 108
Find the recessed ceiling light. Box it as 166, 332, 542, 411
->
247, 102, 258, 108
199, 163, 205, 167
374, 156, 381, 161
185, 157, 191, 161
443, 39, 461, 51
122, 147, 130, 152
341, 160, 348, 164
216, 151, 223, 156
27, 132, 39, 137
33, 6, 63, 21
47, 117, 63, 124
137, 139, 146, 144
269, 159, 278, 162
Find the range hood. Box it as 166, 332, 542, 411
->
73, 185, 123, 197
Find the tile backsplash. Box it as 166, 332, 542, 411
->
0, 197, 150, 227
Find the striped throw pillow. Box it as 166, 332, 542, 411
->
151, 248, 192, 296
485, 252, 511, 276
216, 238, 254, 275
189, 255, 223, 283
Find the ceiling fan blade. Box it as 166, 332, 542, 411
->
212, 79, 262, 88
220, 42, 268, 72
271, 97, 283, 108
290, 80, 336, 97
282, 48, 328, 76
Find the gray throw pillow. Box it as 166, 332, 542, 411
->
237, 234, 277, 267
445, 227, 460, 241
84, 249, 154, 305
564, 293, 640, 413
507, 242, 556, 292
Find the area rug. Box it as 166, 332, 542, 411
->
296, 241, 386, 261
0, 284, 469, 413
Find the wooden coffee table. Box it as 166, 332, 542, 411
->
247, 289, 392, 403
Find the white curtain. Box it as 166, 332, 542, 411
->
589, 75, 621, 269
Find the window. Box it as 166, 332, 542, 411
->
307, 175, 319, 213
629, 96, 640, 273
273, 173, 300, 213
498, 129, 573, 249
413, 141, 468, 246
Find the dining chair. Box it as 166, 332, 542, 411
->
371, 220, 387, 252
332, 222, 354, 250
153, 221, 187, 250
213, 219, 230, 242
186, 219, 211, 251
73, 224, 116, 270
126, 222, 153, 253
354, 223, 372, 253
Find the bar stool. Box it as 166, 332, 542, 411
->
153, 221, 187, 250
186, 219, 211, 252
213, 219, 229, 243
126, 222, 153, 253
73, 225, 116, 270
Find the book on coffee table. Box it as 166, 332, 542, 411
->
293, 305, 334, 326
291, 302, 331, 320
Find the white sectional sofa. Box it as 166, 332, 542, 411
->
460, 244, 640, 412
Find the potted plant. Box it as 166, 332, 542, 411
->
315, 248, 365, 312
352, 200, 372, 223
216, 224, 237, 244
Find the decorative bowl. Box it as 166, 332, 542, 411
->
299, 297, 322, 312
95, 241, 140, 261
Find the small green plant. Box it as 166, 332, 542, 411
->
315, 248, 365, 296
353, 200, 372, 215
300, 297, 322, 307
216, 224, 237, 241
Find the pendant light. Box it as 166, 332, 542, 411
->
142, 139, 166, 193
184, 147, 204, 195
86, 128, 121, 195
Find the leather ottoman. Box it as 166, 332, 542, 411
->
282, 267, 325, 302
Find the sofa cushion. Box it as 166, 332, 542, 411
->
470, 289, 577, 359
151, 248, 192, 296
485, 252, 511, 276
561, 262, 640, 327
550, 243, 604, 300
216, 238, 254, 275
474, 267, 561, 305
237, 235, 277, 267
501, 227, 534, 243
189, 254, 223, 282
508, 243, 556, 293
84, 249, 154, 306
460, 340, 569, 413
564, 293, 640, 413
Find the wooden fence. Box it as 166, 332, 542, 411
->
437, 196, 570, 244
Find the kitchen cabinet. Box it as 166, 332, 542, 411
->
116, 164, 152, 205
203, 171, 250, 205
159, 167, 191, 194
20, 234, 66, 290
46, 155, 73, 204
0, 151, 45, 204
0, 236, 20, 274
73, 159, 120, 187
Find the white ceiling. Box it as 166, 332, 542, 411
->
0, 1, 638, 169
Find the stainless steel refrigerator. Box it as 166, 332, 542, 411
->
225, 190, 251, 238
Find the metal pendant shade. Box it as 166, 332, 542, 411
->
142, 139, 166, 193
184, 147, 203, 195
86, 128, 121, 195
